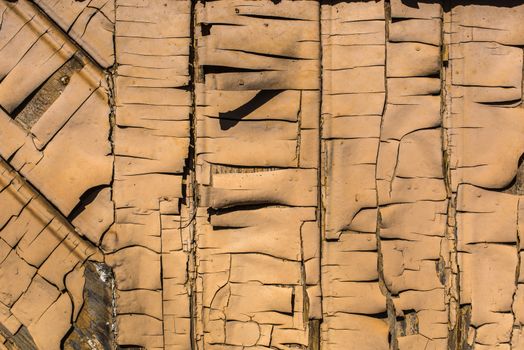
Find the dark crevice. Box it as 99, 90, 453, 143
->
188, 3, 198, 350
290, 288, 295, 314
199, 22, 243, 36
239, 14, 306, 21
60, 326, 75, 350
514, 153, 524, 195
202, 65, 272, 75
390, 17, 413, 23
218, 90, 284, 130
0, 157, 103, 257
218, 48, 311, 61
6, 146, 22, 163
361, 311, 389, 319
207, 203, 292, 217
67, 185, 110, 222
200, 22, 212, 36
209, 225, 248, 230
477, 99, 522, 107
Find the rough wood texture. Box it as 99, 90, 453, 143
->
1, 1, 523, 350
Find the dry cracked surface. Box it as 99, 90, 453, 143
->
0, 0, 523, 350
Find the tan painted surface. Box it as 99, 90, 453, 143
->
0, 0, 523, 349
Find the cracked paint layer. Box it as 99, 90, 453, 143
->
1, 0, 524, 350
194, 2, 321, 349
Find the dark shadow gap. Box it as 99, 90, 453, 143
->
219, 90, 284, 130
67, 185, 109, 222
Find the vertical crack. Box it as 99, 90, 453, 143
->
375, 1, 397, 350
299, 221, 307, 324
296, 91, 302, 167
511, 198, 521, 350
514, 47, 524, 349
107, 0, 117, 345
314, 3, 323, 350
188, 2, 199, 350
441, 2, 465, 349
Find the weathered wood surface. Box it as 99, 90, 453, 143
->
0, 1, 523, 349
